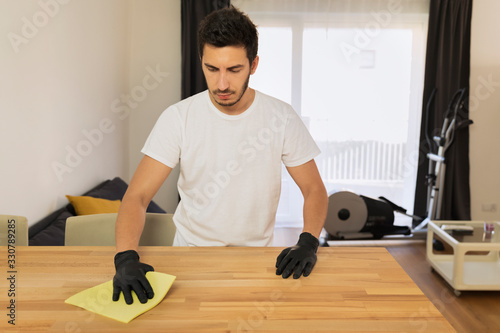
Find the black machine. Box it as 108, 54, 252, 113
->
324, 191, 413, 240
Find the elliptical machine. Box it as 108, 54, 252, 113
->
414, 87, 472, 231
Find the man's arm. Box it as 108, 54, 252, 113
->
286, 159, 328, 238
113, 155, 172, 304
275, 159, 327, 279
115, 155, 172, 252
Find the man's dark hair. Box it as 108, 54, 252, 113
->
198, 6, 258, 64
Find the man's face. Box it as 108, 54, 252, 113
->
202, 44, 259, 114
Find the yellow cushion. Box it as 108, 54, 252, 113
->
66, 195, 121, 215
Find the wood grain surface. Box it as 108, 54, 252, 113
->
0, 246, 455, 332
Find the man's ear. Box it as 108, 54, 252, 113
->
250, 55, 259, 75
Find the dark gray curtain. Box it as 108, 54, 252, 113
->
413, 0, 473, 223
181, 0, 231, 99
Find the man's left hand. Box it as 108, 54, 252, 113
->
275, 232, 319, 279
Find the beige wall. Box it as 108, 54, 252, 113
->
0, 0, 181, 226
1, 0, 495, 226
470, 0, 500, 221
127, 0, 181, 215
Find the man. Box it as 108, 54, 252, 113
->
112, 6, 328, 305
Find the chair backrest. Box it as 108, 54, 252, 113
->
0, 215, 29, 246
65, 213, 176, 246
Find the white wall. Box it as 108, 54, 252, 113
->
0, 0, 181, 226
127, 0, 181, 214
470, 0, 500, 220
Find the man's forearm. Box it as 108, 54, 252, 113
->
114, 156, 172, 253
301, 187, 328, 239
276, 184, 327, 279
115, 193, 148, 253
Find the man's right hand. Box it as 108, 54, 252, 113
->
112, 250, 155, 305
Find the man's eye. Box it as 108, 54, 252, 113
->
229, 69, 241, 73
207, 67, 217, 72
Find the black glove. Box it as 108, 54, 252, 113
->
275, 232, 319, 279
112, 250, 155, 305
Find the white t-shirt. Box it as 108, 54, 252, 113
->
141, 90, 320, 246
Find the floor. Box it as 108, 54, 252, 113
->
273, 227, 500, 333
387, 242, 500, 333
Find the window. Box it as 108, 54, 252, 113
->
235, 0, 429, 227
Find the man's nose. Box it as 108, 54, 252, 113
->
217, 71, 229, 91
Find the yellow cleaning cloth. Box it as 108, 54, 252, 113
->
65, 272, 176, 323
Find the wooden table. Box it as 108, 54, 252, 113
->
1, 246, 455, 332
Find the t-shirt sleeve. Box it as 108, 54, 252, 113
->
141, 106, 182, 169
281, 108, 321, 167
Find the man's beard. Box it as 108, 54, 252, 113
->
211, 73, 250, 108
